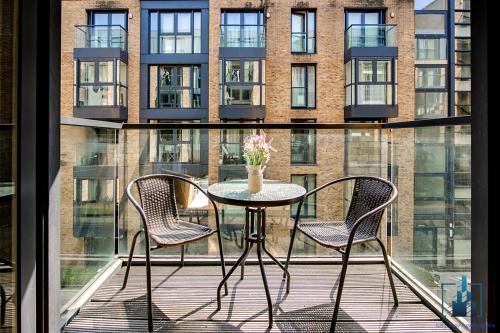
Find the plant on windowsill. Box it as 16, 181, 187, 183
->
243, 131, 276, 193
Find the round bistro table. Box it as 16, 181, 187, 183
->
207, 179, 306, 329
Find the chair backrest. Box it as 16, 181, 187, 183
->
345, 177, 395, 238
133, 175, 179, 232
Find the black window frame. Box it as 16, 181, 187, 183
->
291, 119, 316, 165
291, 9, 316, 54
220, 10, 265, 48
291, 174, 317, 218
155, 125, 200, 164
291, 63, 316, 109
220, 120, 262, 165
148, 64, 201, 109
149, 10, 202, 54
219, 59, 265, 107
74, 59, 128, 108
345, 58, 397, 107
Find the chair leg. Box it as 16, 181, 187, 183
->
330, 248, 351, 333
377, 238, 399, 305
216, 228, 228, 296
121, 230, 142, 290
145, 240, 154, 332
284, 223, 298, 279
180, 245, 185, 267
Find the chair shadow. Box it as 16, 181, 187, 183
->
275, 303, 367, 333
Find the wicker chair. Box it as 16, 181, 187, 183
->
284, 176, 398, 333
121, 174, 227, 332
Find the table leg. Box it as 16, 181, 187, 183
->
240, 208, 254, 280
256, 208, 273, 329
261, 210, 291, 293
216, 207, 252, 311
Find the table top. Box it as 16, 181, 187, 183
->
207, 179, 306, 208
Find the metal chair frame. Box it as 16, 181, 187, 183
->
121, 173, 227, 332
284, 176, 399, 333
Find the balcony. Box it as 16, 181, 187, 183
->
55, 117, 472, 332
344, 24, 398, 60
219, 25, 266, 58
74, 25, 128, 60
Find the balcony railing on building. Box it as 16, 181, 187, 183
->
220, 25, 265, 48
345, 24, 397, 50
74, 25, 128, 51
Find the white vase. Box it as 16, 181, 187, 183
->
246, 164, 263, 193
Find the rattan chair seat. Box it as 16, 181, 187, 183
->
298, 221, 375, 249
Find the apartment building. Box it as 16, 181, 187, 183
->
59, 0, 469, 276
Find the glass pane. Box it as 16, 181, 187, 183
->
98, 61, 113, 83
307, 12, 315, 53
150, 12, 158, 53
226, 61, 241, 82
177, 13, 191, 33
243, 12, 258, 25
364, 12, 380, 25
244, 61, 259, 83
111, 12, 126, 28
455, 51, 471, 65
307, 65, 315, 108
415, 0, 447, 10
118, 61, 127, 86
377, 60, 391, 82
455, 11, 471, 24
415, 176, 445, 198
455, 0, 470, 10
78, 86, 114, 106
193, 12, 201, 53
358, 61, 373, 82
160, 35, 175, 53
93, 13, 108, 25
160, 13, 174, 33
291, 175, 316, 217
416, 38, 447, 60
346, 12, 362, 28
292, 87, 306, 107
292, 12, 305, 33
415, 67, 446, 89
415, 14, 446, 34
455, 25, 471, 37
357, 85, 389, 105
176, 35, 192, 53
80, 62, 95, 83
227, 13, 240, 25
291, 66, 305, 87
415, 92, 447, 118
455, 38, 471, 51
415, 146, 446, 172
118, 86, 127, 106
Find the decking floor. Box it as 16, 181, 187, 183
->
63, 264, 452, 332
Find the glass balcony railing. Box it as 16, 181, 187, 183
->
220, 25, 265, 48
74, 25, 127, 51
59, 117, 472, 326
345, 24, 397, 49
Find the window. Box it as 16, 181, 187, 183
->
415, 92, 447, 118
415, 38, 447, 61
291, 64, 315, 108
74, 60, 127, 107
220, 126, 257, 165
149, 11, 201, 54
220, 11, 265, 47
88, 11, 127, 49
291, 10, 315, 53
345, 59, 396, 106
149, 65, 201, 108
455, 91, 471, 115
156, 128, 200, 164
291, 119, 316, 164
345, 10, 383, 29
415, 14, 446, 35
291, 175, 316, 218
415, 67, 446, 89
219, 59, 265, 106
414, 0, 447, 10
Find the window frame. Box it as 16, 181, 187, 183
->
345, 58, 397, 106
291, 9, 316, 54
74, 59, 128, 108
156, 125, 200, 164
149, 10, 202, 54
291, 64, 316, 109
220, 10, 265, 48
219, 59, 265, 107
290, 119, 316, 165
291, 174, 317, 218
149, 64, 201, 109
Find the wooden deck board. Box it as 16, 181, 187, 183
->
63, 264, 452, 332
